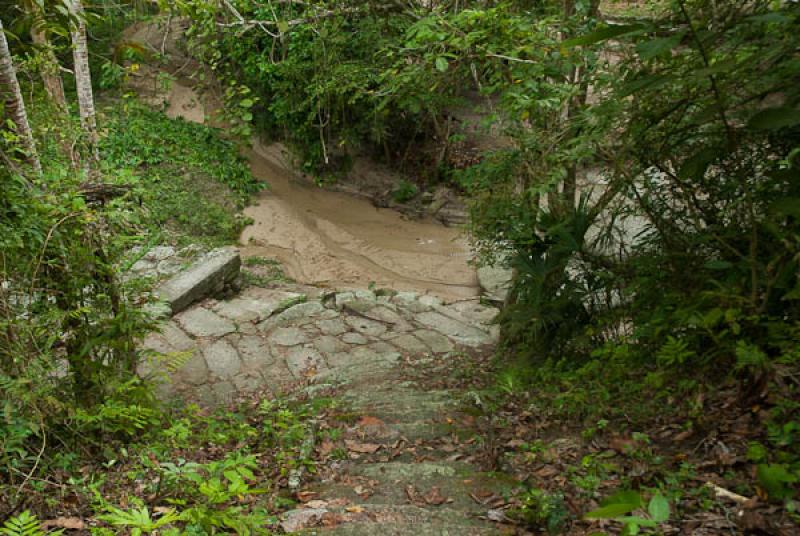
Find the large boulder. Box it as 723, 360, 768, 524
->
156, 247, 241, 314
477, 262, 513, 304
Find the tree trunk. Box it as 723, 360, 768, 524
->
29, 9, 67, 111
69, 0, 100, 169
0, 18, 42, 174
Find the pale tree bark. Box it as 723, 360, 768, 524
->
0, 18, 42, 174
69, 0, 99, 169
28, 2, 67, 110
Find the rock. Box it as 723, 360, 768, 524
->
214, 297, 274, 323
236, 335, 274, 366
141, 321, 195, 353
316, 317, 348, 336
145, 245, 177, 262
258, 301, 325, 331
156, 247, 241, 314
413, 329, 455, 354
314, 335, 349, 355
203, 340, 241, 379
345, 316, 387, 338
231, 373, 263, 392
390, 333, 430, 354
335, 290, 377, 311
418, 295, 443, 308
269, 327, 309, 347
176, 307, 236, 338
285, 346, 327, 377
477, 263, 512, 303
156, 258, 183, 276
280, 509, 329, 533
131, 259, 156, 274
444, 300, 498, 325
361, 305, 411, 330
392, 291, 431, 313
342, 332, 369, 345
174, 352, 209, 386
414, 312, 491, 347
211, 381, 237, 404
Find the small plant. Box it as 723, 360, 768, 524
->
509, 488, 569, 534
97, 503, 181, 535
585, 490, 670, 535
0, 511, 60, 536
391, 180, 419, 204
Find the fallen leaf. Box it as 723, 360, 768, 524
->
280, 508, 328, 532
353, 484, 372, 498
320, 512, 343, 527
318, 440, 336, 456
358, 416, 384, 427
296, 490, 317, 503
42, 518, 85, 530
305, 500, 329, 509
535, 466, 559, 478
424, 486, 449, 506
345, 440, 381, 454
345, 505, 365, 513
486, 509, 508, 522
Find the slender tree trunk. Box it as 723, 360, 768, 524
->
0, 18, 42, 174
29, 8, 67, 110
69, 0, 100, 169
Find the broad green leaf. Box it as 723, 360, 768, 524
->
585, 502, 639, 519
435, 57, 449, 72
704, 260, 733, 270
277, 21, 290, 34
647, 494, 669, 522
757, 464, 799, 499
563, 24, 648, 48
602, 490, 643, 508
748, 107, 800, 130
618, 515, 657, 527
770, 198, 800, 218
636, 33, 684, 60
679, 147, 717, 180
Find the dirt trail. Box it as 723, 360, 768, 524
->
240, 141, 479, 299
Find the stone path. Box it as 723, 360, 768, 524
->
139, 285, 499, 407
139, 281, 512, 534
284, 373, 517, 535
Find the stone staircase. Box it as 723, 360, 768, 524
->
280, 373, 515, 535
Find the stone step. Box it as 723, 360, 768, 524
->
312, 461, 516, 514
340, 386, 461, 423
295, 504, 506, 535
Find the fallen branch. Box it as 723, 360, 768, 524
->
705, 481, 750, 505
78, 182, 132, 204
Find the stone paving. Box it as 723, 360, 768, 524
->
138, 286, 499, 406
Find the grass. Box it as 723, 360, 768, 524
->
98, 98, 262, 248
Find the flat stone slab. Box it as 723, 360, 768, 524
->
176, 307, 236, 337
203, 339, 241, 379
477, 255, 512, 303
414, 312, 491, 347
156, 247, 241, 314
270, 326, 309, 346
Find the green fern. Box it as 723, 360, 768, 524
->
0, 511, 61, 536
97, 505, 180, 535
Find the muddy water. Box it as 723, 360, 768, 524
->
144, 77, 477, 298
240, 142, 479, 299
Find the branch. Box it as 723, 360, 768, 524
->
216, 3, 400, 34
